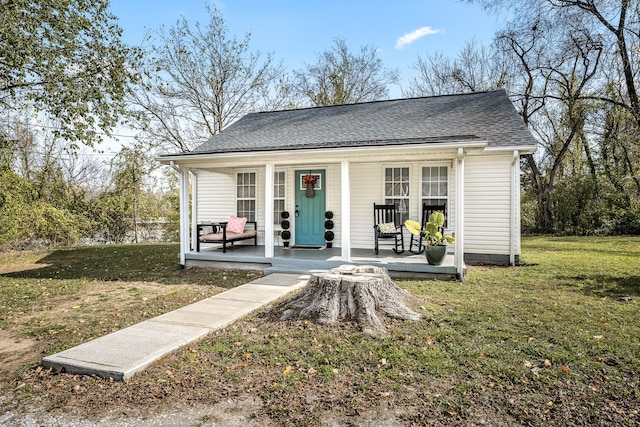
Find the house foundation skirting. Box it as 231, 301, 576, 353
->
465, 253, 519, 266
184, 246, 464, 280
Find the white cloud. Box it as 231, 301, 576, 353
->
395, 26, 441, 49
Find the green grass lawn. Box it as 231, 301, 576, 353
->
1, 237, 638, 426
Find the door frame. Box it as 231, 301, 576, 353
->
294, 169, 326, 246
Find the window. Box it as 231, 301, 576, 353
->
237, 172, 256, 221
421, 166, 448, 223
274, 171, 286, 225
384, 167, 410, 224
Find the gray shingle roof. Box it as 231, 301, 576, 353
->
188, 90, 537, 155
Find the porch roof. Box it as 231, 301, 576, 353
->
163, 90, 537, 157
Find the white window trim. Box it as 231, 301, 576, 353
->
236, 169, 258, 221
419, 163, 451, 229
382, 164, 412, 223
274, 169, 287, 227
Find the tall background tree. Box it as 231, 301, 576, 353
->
90, 145, 168, 244
409, 0, 640, 234
1, 0, 141, 147
0, 120, 94, 247
0, 0, 153, 248
131, 4, 291, 153
294, 38, 400, 106
404, 39, 509, 97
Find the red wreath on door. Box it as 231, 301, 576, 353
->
303, 174, 317, 198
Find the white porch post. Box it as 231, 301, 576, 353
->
190, 170, 198, 252
341, 160, 351, 261
264, 163, 275, 258
510, 150, 520, 266
174, 163, 190, 267
455, 148, 465, 280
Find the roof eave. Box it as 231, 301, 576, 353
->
483, 145, 537, 155
157, 139, 494, 165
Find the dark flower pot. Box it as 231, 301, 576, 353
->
425, 245, 447, 265
326, 242, 332, 248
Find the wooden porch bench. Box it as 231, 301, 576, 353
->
196, 221, 258, 253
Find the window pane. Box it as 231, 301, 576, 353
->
237, 172, 256, 220
248, 201, 255, 221
422, 166, 448, 209
401, 182, 409, 196
384, 167, 409, 224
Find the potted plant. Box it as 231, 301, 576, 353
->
404, 211, 454, 265
324, 211, 335, 248
280, 211, 291, 247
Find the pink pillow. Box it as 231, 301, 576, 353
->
227, 216, 247, 233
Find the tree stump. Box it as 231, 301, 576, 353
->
279, 265, 421, 336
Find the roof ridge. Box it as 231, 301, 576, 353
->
257, 89, 507, 115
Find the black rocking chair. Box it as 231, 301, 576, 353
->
409, 203, 446, 254
373, 203, 404, 254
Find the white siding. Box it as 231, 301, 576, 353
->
195, 169, 235, 223
350, 162, 382, 249
325, 164, 342, 247
464, 154, 512, 255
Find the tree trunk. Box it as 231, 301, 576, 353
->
279, 265, 421, 336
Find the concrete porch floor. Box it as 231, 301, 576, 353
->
186, 244, 463, 279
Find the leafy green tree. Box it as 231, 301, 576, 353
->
109, 146, 156, 243
295, 39, 399, 106
1, 0, 141, 146
157, 189, 180, 241
90, 189, 131, 244
0, 169, 91, 247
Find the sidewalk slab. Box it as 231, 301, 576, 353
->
42, 273, 307, 381
150, 298, 264, 329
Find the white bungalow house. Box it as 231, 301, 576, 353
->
158, 90, 537, 280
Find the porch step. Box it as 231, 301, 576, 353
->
265, 254, 343, 275
265, 265, 330, 275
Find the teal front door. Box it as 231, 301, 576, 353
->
294, 170, 326, 246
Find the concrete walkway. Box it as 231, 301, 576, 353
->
42, 273, 308, 381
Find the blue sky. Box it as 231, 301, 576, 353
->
109, 0, 506, 98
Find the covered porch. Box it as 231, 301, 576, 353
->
172, 146, 469, 281
185, 244, 463, 280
